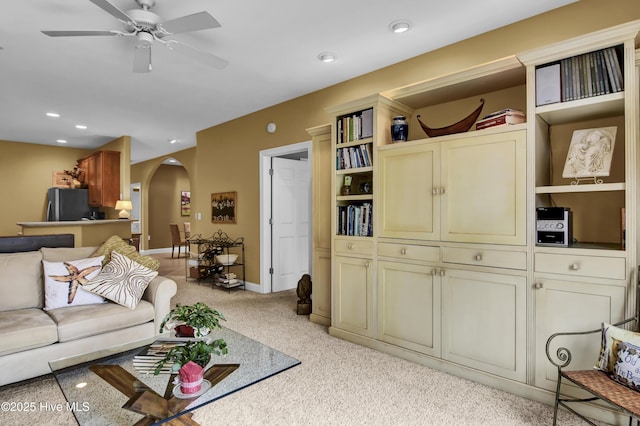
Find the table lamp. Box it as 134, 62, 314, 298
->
115, 200, 132, 219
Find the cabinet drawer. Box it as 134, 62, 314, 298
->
378, 243, 439, 262
442, 247, 526, 270
535, 253, 626, 280
334, 239, 374, 256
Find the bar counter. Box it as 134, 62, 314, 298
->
17, 220, 132, 247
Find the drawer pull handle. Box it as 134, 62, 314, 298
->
348, 243, 354, 250
475, 254, 483, 261
570, 263, 580, 271
400, 248, 407, 255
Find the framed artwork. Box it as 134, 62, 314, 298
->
181, 191, 191, 216
211, 191, 237, 224
562, 126, 617, 182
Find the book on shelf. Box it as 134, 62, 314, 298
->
337, 108, 373, 144
538, 45, 623, 105
481, 108, 524, 120
336, 144, 373, 170
476, 112, 526, 130
336, 203, 372, 237
218, 277, 238, 284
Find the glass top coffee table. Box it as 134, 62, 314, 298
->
49, 328, 300, 425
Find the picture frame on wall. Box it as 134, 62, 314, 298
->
181, 191, 191, 216
211, 191, 237, 224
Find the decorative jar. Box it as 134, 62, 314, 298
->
391, 116, 408, 142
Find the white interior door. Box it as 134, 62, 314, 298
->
130, 183, 141, 234
271, 157, 310, 292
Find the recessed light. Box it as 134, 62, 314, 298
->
56, 139, 67, 144
318, 52, 335, 63
75, 124, 87, 130
389, 20, 411, 33
46, 112, 60, 118
169, 139, 180, 144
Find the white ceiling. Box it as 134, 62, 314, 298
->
0, 0, 576, 164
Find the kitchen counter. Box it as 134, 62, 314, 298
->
18, 220, 132, 247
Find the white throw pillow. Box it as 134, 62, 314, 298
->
43, 256, 105, 310
83, 251, 158, 310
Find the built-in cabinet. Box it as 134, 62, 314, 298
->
79, 150, 121, 207
325, 20, 640, 424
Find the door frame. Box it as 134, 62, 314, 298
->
259, 140, 312, 294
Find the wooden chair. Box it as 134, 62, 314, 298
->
169, 223, 186, 258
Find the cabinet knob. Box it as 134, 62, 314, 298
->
432, 188, 438, 195
570, 263, 580, 271
400, 248, 407, 255
475, 254, 483, 261
364, 261, 370, 268
431, 269, 437, 276
348, 243, 354, 250
440, 187, 446, 195
439, 269, 445, 276
534, 282, 544, 289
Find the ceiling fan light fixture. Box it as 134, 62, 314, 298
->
389, 20, 411, 33
318, 52, 335, 63
137, 31, 153, 47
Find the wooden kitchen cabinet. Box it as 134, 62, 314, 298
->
79, 150, 120, 207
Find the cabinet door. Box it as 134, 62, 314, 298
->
441, 268, 526, 382
534, 278, 625, 392
378, 143, 440, 240
440, 130, 526, 245
333, 255, 374, 337
377, 260, 440, 356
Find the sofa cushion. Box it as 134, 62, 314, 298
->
83, 250, 158, 310
43, 257, 106, 310
46, 300, 155, 342
0, 308, 58, 356
0, 251, 44, 310
91, 235, 160, 271
41, 246, 98, 262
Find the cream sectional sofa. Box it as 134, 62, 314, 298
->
0, 235, 177, 386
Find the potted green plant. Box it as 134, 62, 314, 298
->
159, 302, 226, 338
154, 339, 228, 394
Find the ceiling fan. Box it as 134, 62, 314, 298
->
41, 0, 228, 73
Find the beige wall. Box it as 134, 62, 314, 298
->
0, 136, 131, 236
192, 0, 640, 286
1, 0, 637, 281
147, 164, 191, 249
0, 140, 91, 236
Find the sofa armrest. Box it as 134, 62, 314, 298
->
142, 275, 177, 335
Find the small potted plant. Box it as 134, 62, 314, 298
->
159, 302, 226, 338
153, 339, 228, 394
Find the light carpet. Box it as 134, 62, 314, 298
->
0, 254, 607, 425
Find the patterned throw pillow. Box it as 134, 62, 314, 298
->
595, 322, 640, 373
43, 256, 105, 310
83, 251, 158, 310
612, 339, 640, 392
91, 235, 160, 271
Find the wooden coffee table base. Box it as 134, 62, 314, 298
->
89, 364, 239, 425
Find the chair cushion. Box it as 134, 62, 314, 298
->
46, 300, 155, 342
0, 308, 58, 356
0, 251, 44, 310
596, 322, 640, 373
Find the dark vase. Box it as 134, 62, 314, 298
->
391, 116, 408, 142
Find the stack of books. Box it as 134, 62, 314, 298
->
218, 272, 238, 286
475, 108, 525, 130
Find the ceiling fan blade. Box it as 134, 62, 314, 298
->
160, 11, 221, 34
133, 45, 152, 73
168, 40, 228, 70
89, 0, 134, 23
42, 30, 120, 37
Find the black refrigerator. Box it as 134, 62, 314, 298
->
47, 188, 91, 221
